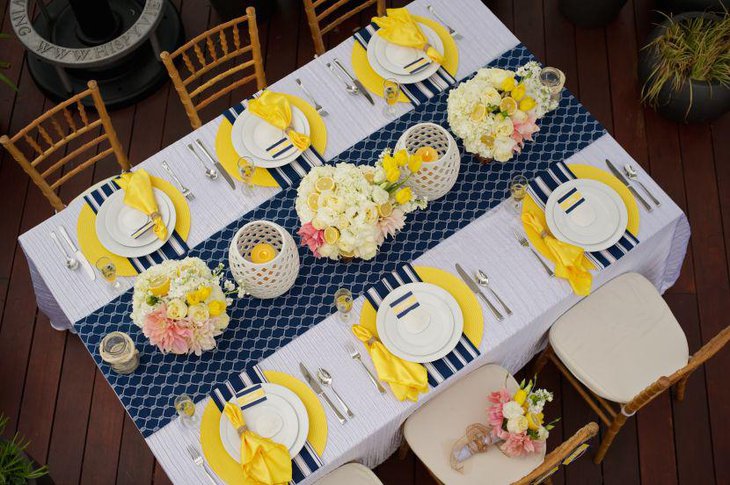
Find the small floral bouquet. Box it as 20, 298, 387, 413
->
447, 61, 559, 162
131, 257, 243, 355
295, 152, 427, 261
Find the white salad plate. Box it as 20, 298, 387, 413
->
367, 23, 443, 84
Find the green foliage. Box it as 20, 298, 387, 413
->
641, 12, 730, 111
0, 415, 48, 485
0, 34, 18, 92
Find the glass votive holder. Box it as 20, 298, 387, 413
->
99, 331, 140, 374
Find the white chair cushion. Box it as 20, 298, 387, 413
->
404, 364, 545, 485
314, 463, 383, 485
549, 272, 689, 404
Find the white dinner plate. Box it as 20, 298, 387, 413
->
545, 179, 628, 252
367, 23, 443, 84
219, 383, 309, 463
231, 106, 309, 169
102, 190, 173, 248
376, 283, 463, 363
95, 189, 177, 258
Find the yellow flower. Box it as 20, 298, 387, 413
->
526, 412, 544, 431
519, 96, 536, 112
511, 83, 526, 101
513, 389, 527, 405
500, 76, 516, 92
188, 303, 210, 323
187, 286, 212, 305
167, 298, 188, 319
395, 187, 413, 205
208, 300, 226, 317
407, 153, 423, 173
197, 286, 212, 300
393, 149, 409, 167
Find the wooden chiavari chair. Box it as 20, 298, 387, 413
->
303, 0, 385, 55
160, 7, 266, 130
0, 80, 129, 212
533, 272, 730, 464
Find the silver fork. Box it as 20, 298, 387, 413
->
427, 5, 462, 39
161, 161, 195, 201
186, 445, 218, 485
513, 229, 554, 278
295, 78, 328, 116
345, 341, 386, 394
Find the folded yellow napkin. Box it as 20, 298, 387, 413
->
223, 402, 292, 485
522, 212, 592, 296
116, 169, 167, 241
352, 325, 428, 402
372, 8, 444, 65
247, 91, 311, 152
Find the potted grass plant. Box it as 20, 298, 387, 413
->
639, 11, 730, 123
0, 415, 49, 485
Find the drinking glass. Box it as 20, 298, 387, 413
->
237, 157, 256, 195
509, 174, 529, 213
174, 394, 199, 427
99, 331, 140, 374
383, 78, 401, 117
539, 67, 566, 102
334, 288, 354, 323
96, 256, 121, 289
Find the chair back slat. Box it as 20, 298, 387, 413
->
0, 80, 130, 211
161, 7, 266, 130
303, 0, 385, 55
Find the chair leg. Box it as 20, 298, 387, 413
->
594, 413, 627, 464
532, 345, 553, 376
398, 437, 410, 460
675, 375, 689, 402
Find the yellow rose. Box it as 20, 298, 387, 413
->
166, 298, 188, 319
519, 96, 536, 112
407, 153, 423, 173
197, 286, 212, 301
188, 303, 210, 323
382, 155, 401, 183
393, 149, 409, 167
511, 83, 526, 101
395, 187, 413, 205
208, 300, 226, 317
500, 76, 516, 92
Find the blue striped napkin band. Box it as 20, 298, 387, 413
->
354, 23, 456, 107
557, 187, 586, 214
222, 94, 325, 189
389, 290, 420, 319
526, 161, 640, 269
83, 180, 188, 274
210, 365, 324, 484
364, 263, 480, 388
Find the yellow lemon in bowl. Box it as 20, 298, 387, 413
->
149, 277, 170, 297
499, 96, 518, 115
315, 176, 335, 192
470, 103, 487, 122
415, 146, 439, 163
377, 201, 394, 218
307, 193, 320, 210
250, 243, 278, 263
324, 227, 340, 244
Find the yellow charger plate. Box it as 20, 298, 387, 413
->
76, 176, 192, 277
352, 15, 459, 103
200, 370, 328, 485
359, 266, 483, 349
215, 93, 328, 188
522, 164, 640, 270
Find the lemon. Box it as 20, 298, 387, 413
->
365, 206, 379, 224
250, 243, 278, 263
519, 96, 536, 112
307, 193, 319, 210
377, 201, 393, 218
315, 176, 335, 192
149, 277, 170, 297
480, 134, 495, 148
324, 227, 340, 244
499, 96, 518, 115
415, 146, 439, 162
470, 103, 487, 122
340, 249, 355, 259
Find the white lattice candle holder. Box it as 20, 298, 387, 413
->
229, 220, 300, 299
396, 122, 461, 201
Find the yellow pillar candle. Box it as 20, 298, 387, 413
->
415, 146, 439, 162
250, 243, 278, 263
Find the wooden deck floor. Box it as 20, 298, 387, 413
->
0, 0, 728, 483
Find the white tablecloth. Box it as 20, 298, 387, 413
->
18, 0, 689, 483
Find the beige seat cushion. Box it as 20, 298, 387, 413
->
550, 272, 689, 404
404, 364, 545, 485
314, 463, 382, 485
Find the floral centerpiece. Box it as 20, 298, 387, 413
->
447, 61, 559, 162
131, 257, 242, 355
295, 151, 427, 260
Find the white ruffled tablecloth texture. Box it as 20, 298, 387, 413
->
17, 0, 690, 483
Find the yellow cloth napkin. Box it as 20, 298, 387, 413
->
247, 91, 311, 152
223, 402, 292, 485
116, 169, 167, 241
522, 212, 592, 296
372, 8, 445, 65
352, 325, 429, 402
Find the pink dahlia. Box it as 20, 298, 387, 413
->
187, 318, 218, 356
376, 209, 405, 244
298, 222, 325, 257
142, 305, 192, 354
499, 431, 545, 457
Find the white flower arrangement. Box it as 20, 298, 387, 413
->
295, 154, 427, 261
447, 61, 559, 162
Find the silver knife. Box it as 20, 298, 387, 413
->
455, 264, 503, 321
58, 226, 96, 280
605, 159, 652, 212
333, 58, 375, 105
194, 139, 236, 190
300, 363, 347, 424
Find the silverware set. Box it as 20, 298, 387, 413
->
605, 158, 660, 212
50, 226, 96, 279
190, 139, 236, 189
161, 160, 195, 201
426, 4, 462, 39
624, 162, 661, 207
300, 363, 351, 424
513, 229, 554, 277
324, 57, 376, 105
295, 78, 328, 117
455, 264, 511, 321
345, 341, 386, 394
186, 444, 218, 484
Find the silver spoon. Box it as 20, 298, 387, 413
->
317, 368, 354, 418
624, 163, 661, 207
187, 143, 219, 180
475, 270, 512, 316
50, 231, 79, 270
